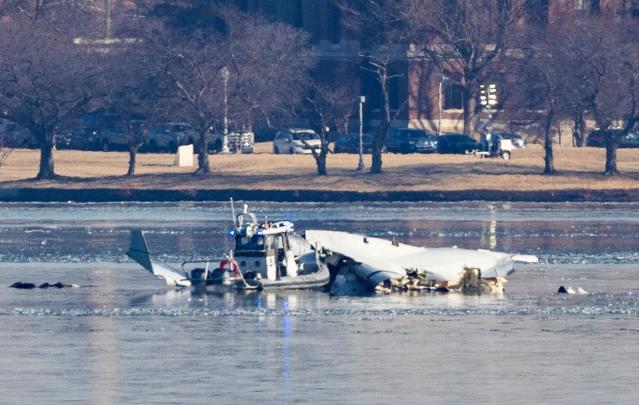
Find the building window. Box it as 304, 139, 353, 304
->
525, 0, 550, 26
443, 83, 464, 110
329, 3, 341, 43
389, 74, 400, 110
632, 0, 639, 16
575, 0, 600, 14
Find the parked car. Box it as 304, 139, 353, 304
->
491, 132, 527, 148
587, 129, 639, 148
83, 121, 146, 152
208, 130, 255, 154
147, 122, 198, 153
55, 127, 91, 150
483, 133, 516, 160
334, 133, 378, 153
273, 129, 321, 154
88, 126, 129, 151
623, 132, 639, 148
437, 133, 482, 154
386, 128, 438, 153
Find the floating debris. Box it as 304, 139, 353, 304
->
9, 282, 79, 289
9, 282, 36, 289
557, 285, 588, 295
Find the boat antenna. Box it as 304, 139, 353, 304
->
230, 198, 237, 227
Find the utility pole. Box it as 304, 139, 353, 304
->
479, 83, 498, 152
104, 0, 112, 39
438, 75, 448, 136
221, 66, 231, 153
357, 96, 366, 172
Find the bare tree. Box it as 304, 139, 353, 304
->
363, 54, 407, 174
144, 22, 225, 175
337, 0, 406, 174
104, 16, 175, 176
553, 17, 638, 176
511, 20, 576, 175
221, 9, 314, 131
402, 0, 525, 137
598, 24, 639, 176
144, 7, 314, 175
305, 79, 357, 175
0, 12, 104, 179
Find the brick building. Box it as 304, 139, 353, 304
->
235, 1, 639, 138
4, 0, 636, 136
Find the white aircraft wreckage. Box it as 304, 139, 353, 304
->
304, 230, 538, 294
127, 205, 330, 291
127, 203, 537, 295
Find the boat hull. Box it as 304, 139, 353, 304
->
192, 263, 331, 291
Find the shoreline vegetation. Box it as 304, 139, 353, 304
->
2, 143, 639, 202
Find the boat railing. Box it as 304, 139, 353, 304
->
180, 259, 219, 272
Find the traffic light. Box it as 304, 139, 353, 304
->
479, 84, 498, 108
479, 85, 488, 107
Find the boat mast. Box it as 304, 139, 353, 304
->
230, 197, 237, 227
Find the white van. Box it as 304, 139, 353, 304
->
272, 129, 321, 154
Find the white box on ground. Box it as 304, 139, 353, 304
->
174, 144, 194, 167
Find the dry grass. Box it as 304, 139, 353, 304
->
2, 143, 639, 192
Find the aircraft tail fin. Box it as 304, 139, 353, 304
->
127, 230, 191, 287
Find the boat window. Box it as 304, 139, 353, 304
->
238, 235, 265, 250
274, 235, 284, 251
264, 235, 275, 250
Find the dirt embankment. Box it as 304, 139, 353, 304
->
2, 143, 639, 202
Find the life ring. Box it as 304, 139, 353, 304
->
219, 259, 240, 274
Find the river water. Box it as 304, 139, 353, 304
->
0, 201, 638, 404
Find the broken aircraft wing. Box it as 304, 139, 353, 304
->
305, 230, 533, 290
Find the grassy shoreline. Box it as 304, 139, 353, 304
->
2, 143, 639, 202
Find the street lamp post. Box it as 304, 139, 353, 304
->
221, 66, 230, 154
438, 75, 448, 136
357, 96, 366, 172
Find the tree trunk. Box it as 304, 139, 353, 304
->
573, 112, 586, 147
36, 133, 55, 180
370, 144, 383, 174
194, 132, 210, 175
370, 120, 390, 174
543, 110, 555, 175
315, 148, 328, 175
370, 68, 391, 175
462, 83, 477, 138
127, 145, 138, 176
604, 136, 620, 176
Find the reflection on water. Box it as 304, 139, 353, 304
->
1, 202, 639, 403
1, 201, 638, 264
0, 262, 638, 404
88, 271, 118, 405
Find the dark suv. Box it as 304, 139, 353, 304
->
386, 128, 438, 153
587, 129, 639, 148
334, 133, 378, 153
437, 133, 482, 154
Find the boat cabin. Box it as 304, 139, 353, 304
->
232, 211, 298, 281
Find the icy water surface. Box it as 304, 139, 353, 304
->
0, 201, 638, 404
